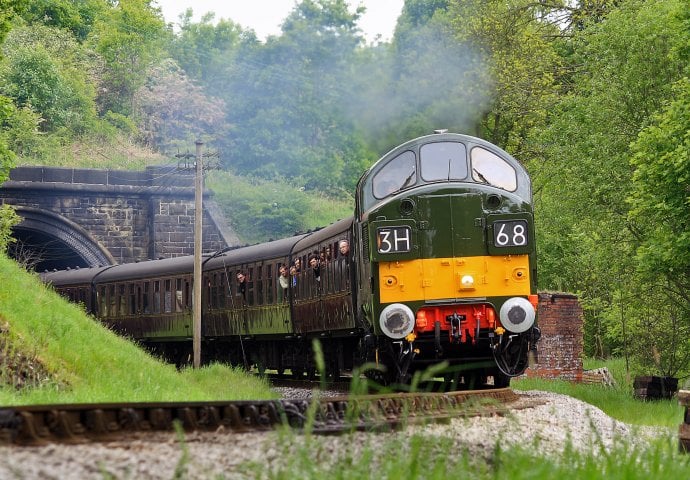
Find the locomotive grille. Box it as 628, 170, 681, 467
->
361, 222, 369, 262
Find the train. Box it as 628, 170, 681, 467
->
41, 132, 541, 387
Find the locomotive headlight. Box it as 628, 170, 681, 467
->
499, 297, 536, 333
379, 303, 415, 339
461, 275, 475, 289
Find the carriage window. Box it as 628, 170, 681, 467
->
129, 284, 136, 315
470, 147, 517, 192
78, 288, 87, 306
217, 273, 225, 308
256, 266, 264, 305
185, 279, 191, 309
143, 282, 150, 313
266, 265, 274, 304
176, 278, 183, 312
153, 281, 161, 313
420, 142, 468, 181
373, 151, 416, 199
209, 274, 217, 309
118, 284, 127, 316
98, 286, 107, 317
164, 279, 172, 313
109, 285, 116, 316
247, 267, 254, 306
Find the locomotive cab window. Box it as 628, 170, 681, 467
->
420, 142, 468, 181
373, 151, 416, 199
470, 147, 517, 192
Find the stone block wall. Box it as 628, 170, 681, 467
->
1, 166, 237, 266
526, 292, 584, 381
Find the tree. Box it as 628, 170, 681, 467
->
0, 96, 22, 251
447, 0, 563, 156
133, 59, 228, 151
89, 0, 167, 116
0, 26, 99, 134
18, 0, 106, 41
629, 78, 690, 311
169, 10, 245, 89
215, 0, 373, 192
530, 0, 689, 365
0, 0, 27, 50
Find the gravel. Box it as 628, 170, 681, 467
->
0, 390, 674, 479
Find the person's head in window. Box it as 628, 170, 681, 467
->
338, 239, 350, 256
278, 264, 289, 293
279, 265, 288, 278
236, 272, 247, 297
309, 254, 321, 281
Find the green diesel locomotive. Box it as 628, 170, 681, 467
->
42, 132, 540, 387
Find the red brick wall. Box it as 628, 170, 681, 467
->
526, 292, 584, 381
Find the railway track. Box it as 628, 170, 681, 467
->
0, 388, 541, 446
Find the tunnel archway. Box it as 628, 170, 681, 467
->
9, 207, 115, 272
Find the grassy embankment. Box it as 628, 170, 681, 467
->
0, 254, 275, 405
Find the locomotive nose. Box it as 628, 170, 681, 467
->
499, 297, 535, 333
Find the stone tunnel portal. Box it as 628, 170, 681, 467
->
9, 207, 114, 272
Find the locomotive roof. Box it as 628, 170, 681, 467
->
356, 132, 532, 216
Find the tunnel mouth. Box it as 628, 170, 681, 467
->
8, 207, 114, 272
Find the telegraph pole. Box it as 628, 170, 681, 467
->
193, 140, 203, 368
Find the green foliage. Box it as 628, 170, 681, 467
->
0, 25, 99, 135
448, 0, 563, 155
89, 0, 168, 116
169, 10, 245, 85
0, 205, 19, 252
624, 78, 690, 377
629, 78, 690, 289
0, 95, 21, 251
0, 0, 26, 54
206, 171, 352, 244
19, 0, 106, 41
529, 0, 689, 370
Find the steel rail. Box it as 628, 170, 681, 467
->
0, 388, 540, 446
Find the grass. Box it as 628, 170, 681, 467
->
239, 434, 690, 480
17, 132, 168, 170
513, 357, 684, 428
0, 254, 275, 405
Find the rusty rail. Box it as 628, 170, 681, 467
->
0, 388, 534, 446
